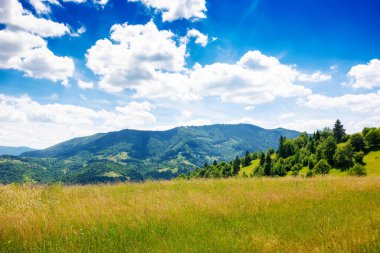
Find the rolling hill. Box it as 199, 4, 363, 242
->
22, 124, 299, 161
0, 124, 299, 183
0, 146, 36, 156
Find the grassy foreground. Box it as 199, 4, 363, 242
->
1, 177, 379, 252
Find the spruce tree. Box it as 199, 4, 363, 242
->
278, 136, 285, 158
264, 153, 272, 176
233, 156, 240, 175
333, 119, 346, 143
243, 151, 251, 167
315, 130, 321, 141
259, 152, 265, 166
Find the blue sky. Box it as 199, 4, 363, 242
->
1, 0, 380, 148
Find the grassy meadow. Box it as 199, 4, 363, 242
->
1, 176, 379, 252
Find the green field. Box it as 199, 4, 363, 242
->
364, 150, 380, 176
1, 176, 379, 252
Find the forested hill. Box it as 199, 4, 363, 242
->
22, 124, 299, 163
0, 124, 298, 183
0, 146, 36, 156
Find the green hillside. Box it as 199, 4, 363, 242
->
237, 150, 380, 177
364, 150, 380, 176
187, 123, 380, 180
1, 124, 298, 183
0, 146, 36, 156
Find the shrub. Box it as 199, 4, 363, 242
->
314, 159, 331, 175
353, 151, 365, 164
291, 170, 299, 176
334, 142, 353, 170
291, 163, 302, 172
348, 164, 366, 176
306, 170, 313, 177
350, 133, 365, 152
364, 128, 380, 150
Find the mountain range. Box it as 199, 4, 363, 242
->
1, 124, 300, 183
0, 146, 36, 156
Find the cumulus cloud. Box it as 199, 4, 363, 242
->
227, 117, 262, 126
133, 50, 311, 104
71, 25, 87, 37
86, 21, 187, 92
347, 59, 380, 89
176, 118, 211, 127
61, 0, 87, 3
280, 119, 336, 133
77, 80, 94, 89
128, 0, 207, 22
86, 22, 311, 106
0, 0, 70, 37
0, 0, 74, 83
303, 91, 380, 113
0, 30, 74, 84
28, 0, 58, 14
183, 29, 209, 47
0, 94, 156, 148
298, 71, 332, 83
183, 52, 311, 105
278, 112, 295, 120
61, 0, 110, 5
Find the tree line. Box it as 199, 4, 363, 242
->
181, 120, 380, 179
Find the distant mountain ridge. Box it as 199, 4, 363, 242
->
0, 146, 36, 156
22, 124, 299, 160
0, 124, 301, 184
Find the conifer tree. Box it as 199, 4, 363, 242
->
315, 130, 321, 141
259, 152, 265, 166
233, 156, 240, 175
277, 136, 285, 158
333, 119, 346, 143
243, 151, 251, 167
264, 153, 272, 176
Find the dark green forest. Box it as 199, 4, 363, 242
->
186, 120, 380, 179
1, 122, 379, 184
0, 124, 299, 184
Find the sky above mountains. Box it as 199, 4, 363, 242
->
0, 0, 380, 148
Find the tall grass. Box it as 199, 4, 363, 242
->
364, 150, 380, 176
0, 177, 379, 252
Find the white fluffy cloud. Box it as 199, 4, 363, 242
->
0, 0, 75, 84
0, 30, 74, 84
128, 0, 207, 21
180, 51, 311, 105
134, 51, 311, 105
28, 0, 56, 14
303, 91, 380, 113
86, 21, 187, 92
280, 119, 336, 133
86, 22, 311, 105
77, 80, 94, 89
298, 71, 332, 83
0, 0, 70, 37
61, 0, 109, 5
278, 112, 295, 120
61, 0, 87, 3
0, 94, 155, 148
184, 29, 209, 47
347, 59, 380, 89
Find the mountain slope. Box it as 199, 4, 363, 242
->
23, 124, 299, 161
16, 124, 299, 183
0, 146, 36, 156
